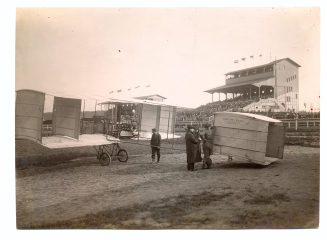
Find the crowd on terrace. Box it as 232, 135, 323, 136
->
176, 97, 319, 122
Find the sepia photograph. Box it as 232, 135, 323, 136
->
14, 5, 320, 230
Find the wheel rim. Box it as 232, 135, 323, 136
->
99, 153, 111, 166
117, 150, 128, 162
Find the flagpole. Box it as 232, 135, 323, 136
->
274, 56, 277, 99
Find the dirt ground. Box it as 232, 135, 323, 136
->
16, 145, 319, 229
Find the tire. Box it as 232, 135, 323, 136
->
206, 158, 212, 168
117, 149, 128, 162
99, 153, 111, 166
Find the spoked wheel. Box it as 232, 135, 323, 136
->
117, 149, 128, 162
99, 153, 111, 166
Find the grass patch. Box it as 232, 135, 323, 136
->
244, 192, 290, 205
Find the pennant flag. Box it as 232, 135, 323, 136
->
128, 88, 131, 91
146, 85, 151, 87
117, 89, 122, 93
250, 55, 254, 58
241, 58, 246, 61
109, 91, 114, 94
259, 54, 262, 57
234, 60, 239, 63
135, 85, 140, 89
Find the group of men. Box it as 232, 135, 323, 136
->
185, 124, 214, 171
150, 125, 214, 170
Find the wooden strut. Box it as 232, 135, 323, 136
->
167, 108, 171, 140
172, 108, 176, 149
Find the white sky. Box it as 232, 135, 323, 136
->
16, 7, 320, 109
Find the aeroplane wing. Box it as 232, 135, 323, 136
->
42, 134, 120, 149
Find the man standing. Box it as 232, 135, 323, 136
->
201, 125, 215, 169
185, 125, 201, 171
194, 126, 203, 163
151, 128, 161, 163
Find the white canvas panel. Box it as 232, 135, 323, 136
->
52, 97, 81, 139
214, 127, 268, 142
141, 104, 157, 133
15, 90, 45, 143
214, 112, 269, 132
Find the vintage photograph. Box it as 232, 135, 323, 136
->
15, 7, 320, 229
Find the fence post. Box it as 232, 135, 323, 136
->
288, 122, 291, 128
307, 121, 309, 128
167, 108, 171, 140
295, 119, 298, 131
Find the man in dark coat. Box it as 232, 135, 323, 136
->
201, 125, 215, 169
151, 128, 161, 163
194, 126, 203, 163
185, 125, 201, 171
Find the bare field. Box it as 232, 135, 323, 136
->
16, 145, 319, 229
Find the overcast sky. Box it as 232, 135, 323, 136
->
15, 7, 320, 110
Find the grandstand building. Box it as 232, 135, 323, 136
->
205, 58, 300, 112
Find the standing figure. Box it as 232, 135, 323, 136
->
185, 125, 201, 171
201, 125, 215, 169
151, 128, 161, 163
194, 126, 203, 163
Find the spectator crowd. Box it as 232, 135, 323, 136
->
176, 97, 320, 123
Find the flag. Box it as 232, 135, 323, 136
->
259, 54, 262, 57
128, 88, 131, 91
250, 55, 254, 58
135, 85, 140, 89
109, 91, 114, 94
146, 85, 151, 87
234, 60, 239, 63
117, 89, 122, 93
241, 58, 246, 61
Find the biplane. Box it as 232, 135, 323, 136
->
15, 89, 180, 165
16, 89, 285, 167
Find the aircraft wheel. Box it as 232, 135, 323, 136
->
99, 153, 111, 166
117, 149, 128, 162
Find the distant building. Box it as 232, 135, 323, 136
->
134, 94, 167, 102
205, 58, 300, 112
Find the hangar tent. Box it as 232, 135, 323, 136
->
99, 97, 180, 140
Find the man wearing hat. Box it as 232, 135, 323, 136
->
185, 125, 201, 171
151, 128, 161, 163
201, 124, 214, 169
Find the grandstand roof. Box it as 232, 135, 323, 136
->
204, 78, 269, 94
134, 94, 167, 100
99, 97, 184, 108
225, 58, 301, 75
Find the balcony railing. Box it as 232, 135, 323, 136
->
226, 71, 274, 85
